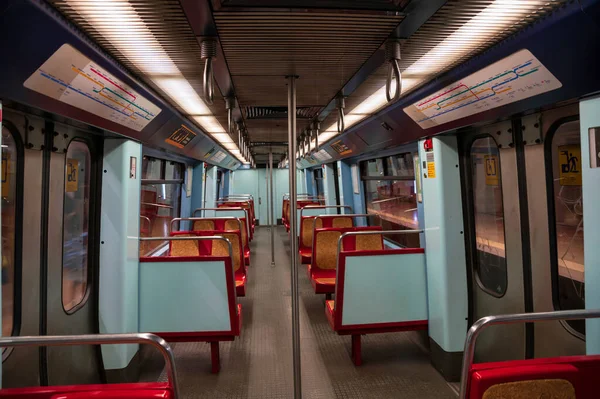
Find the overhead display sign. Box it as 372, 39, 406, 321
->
404, 49, 562, 129
211, 150, 227, 163
24, 44, 161, 132
330, 140, 352, 156
165, 125, 197, 148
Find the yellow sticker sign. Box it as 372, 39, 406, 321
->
65, 158, 79, 192
484, 155, 499, 186
427, 161, 436, 178
2, 152, 10, 197
558, 145, 582, 186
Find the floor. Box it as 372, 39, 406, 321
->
141, 226, 457, 398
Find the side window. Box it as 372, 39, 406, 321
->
140, 157, 184, 255
62, 140, 91, 312
470, 136, 507, 296
2, 126, 20, 337
361, 153, 419, 247
548, 120, 584, 334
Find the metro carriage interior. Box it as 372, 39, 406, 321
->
1, 0, 600, 398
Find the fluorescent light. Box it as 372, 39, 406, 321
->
315, 0, 553, 145
67, 0, 247, 162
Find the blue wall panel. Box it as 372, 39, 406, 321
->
338, 161, 355, 214
419, 136, 468, 354
99, 139, 141, 370
581, 96, 600, 354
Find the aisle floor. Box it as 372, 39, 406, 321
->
143, 226, 456, 398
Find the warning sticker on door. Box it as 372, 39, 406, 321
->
485, 155, 499, 186
426, 151, 436, 178
65, 158, 79, 192
558, 145, 582, 186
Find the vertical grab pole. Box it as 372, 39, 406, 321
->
269, 150, 275, 266
287, 75, 302, 399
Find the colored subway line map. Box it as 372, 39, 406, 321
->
404, 49, 562, 129
24, 44, 161, 131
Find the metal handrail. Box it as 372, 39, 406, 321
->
336, 229, 423, 262
140, 236, 234, 284
300, 205, 352, 218
459, 309, 600, 398
141, 202, 173, 209
0, 333, 180, 399
192, 207, 250, 222
140, 216, 151, 232
311, 213, 378, 232
170, 217, 242, 236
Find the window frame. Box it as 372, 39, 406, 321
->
61, 138, 94, 315
1, 119, 24, 356
359, 152, 419, 247
544, 115, 585, 338
464, 133, 509, 299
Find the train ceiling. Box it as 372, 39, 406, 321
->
4, 0, 595, 169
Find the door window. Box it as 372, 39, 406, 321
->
470, 136, 508, 296
548, 120, 584, 334
62, 140, 92, 312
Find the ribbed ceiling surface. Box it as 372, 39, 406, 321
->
214, 10, 403, 144
307, 0, 570, 136
49, 0, 232, 143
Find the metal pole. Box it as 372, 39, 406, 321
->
266, 161, 271, 229
269, 150, 275, 266
287, 75, 301, 399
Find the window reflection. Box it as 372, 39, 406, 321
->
362, 154, 419, 247
2, 127, 17, 336
140, 158, 184, 256
62, 140, 91, 312
550, 121, 584, 334
470, 136, 507, 296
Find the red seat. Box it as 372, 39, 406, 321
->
0, 382, 173, 398
466, 355, 600, 398
299, 215, 354, 264
309, 226, 382, 295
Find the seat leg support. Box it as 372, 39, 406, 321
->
210, 341, 220, 373
325, 293, 332, 301
351, 334, 362, 366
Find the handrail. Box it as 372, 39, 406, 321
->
141, 202, 173, 209
169, 217, 242, 236
300, 205, 352, 218
192, 207, 250, 222
0, 333, 180, 399
336, 229, 423, 262
140, 216, 151, 232
140, 236, 234, 280
311, 213, 378, 232
458, 309, 600, 399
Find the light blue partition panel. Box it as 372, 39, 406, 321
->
179, 167, 192, 231
203, 166, 218, 216
337, 161, 354, 214
323, 164, 337, 214
418, 136, 467, 355
341, 253, 428, 325
190, 163, 204, 215
350, 162, 367, 226
222, 170, 230, 197
297, 170, 306, 194
275, 169, 290, 222
581, 96, 600, 354
139, 260, 231, 332
99, 139, 141, 370
306, 170, 315, 196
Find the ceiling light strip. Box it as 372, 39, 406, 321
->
65, 0, 248, 163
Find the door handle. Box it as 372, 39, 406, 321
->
259, 197, 262, 205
